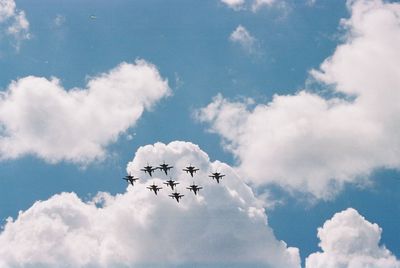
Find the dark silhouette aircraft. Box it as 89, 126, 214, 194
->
183, 165, 199, 177
141, 164, 157, 177
158, 162, 173, 175
147, 183, 162, 195
209, 172, 225, 183
186, 183, 202, 195
122, 174, 139, 186
169, 192, 184, 203
163, 179, 179, 190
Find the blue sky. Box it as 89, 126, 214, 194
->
0, 0, 399, 267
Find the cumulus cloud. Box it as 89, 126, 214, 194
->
197, 0, 400, 199
0, 60, 170, 164
306, 208, 400, 268
0, 141, 300, 267
229, 25, 258, 54
0, 0, 30, 48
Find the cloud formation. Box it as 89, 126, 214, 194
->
305, 208, 400, 268
0, 60, 170, 164
198, 0, 400, 199
229, 25, 258, 54
0, 0, 30, 48
0, 141, 300, 267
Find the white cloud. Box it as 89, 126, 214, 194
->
0, 60, 170, 164
305, 208, 400, 268
251, 0, 276, 12
0, 0, 15, 21
0, 141, 300, 267
220, 0, 276, 12
197, 0, 400, 199
221, 0, 246, 10
230, 25, 258, 54
0, 0, 30, 47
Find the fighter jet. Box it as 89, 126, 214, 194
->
169, 192, 184, 203
163, 179, 179, 190
122, 174, 139, 186
147, 183, 162, 195
141, 164, 158, 177
182, 165, 199, 177
186, 183, 202, 195
209, 172, 225, 184
158, 162, 173, 175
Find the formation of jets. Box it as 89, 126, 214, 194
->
209, 172, 225, 184
122, 174, 139, 186
186, 183, 202, 195
169, 192, 184, 203
141, 164, 158, 177
164, 179, 179, 190
147, 183, 162, 195
159, 162, 173, 175
121, 162, 225, 203
182, 165, 199, 177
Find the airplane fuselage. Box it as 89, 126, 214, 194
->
159, 165, 173, 175
170, 193, 183, 203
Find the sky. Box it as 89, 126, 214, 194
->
0, 0, 399, 267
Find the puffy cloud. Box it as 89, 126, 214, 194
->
305, 208, 400, 268
0, 60, 170, 164
0, 141, 300, 267
0, 0, 15, 22
229, 25, 258, 54
197, 0, 400, 199
0, 0, 30, 47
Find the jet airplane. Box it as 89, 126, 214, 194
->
147, 183, 162, 195
186, 183, 202, 195
158, 162, 173, 175
163, 179, 179, 190
169, 192, 184, 203
122, 174, 139, 186
141, 164, 158, 177
209, 172, 225, 183
182, 165, 199, 177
